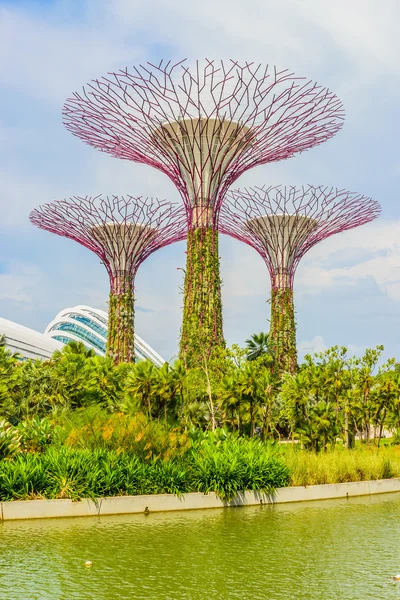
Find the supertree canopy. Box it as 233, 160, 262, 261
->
63, 59, 345, 367
219, 185, 381, 373
30, 195, 186, 364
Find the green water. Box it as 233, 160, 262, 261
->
2, 494, 400, 599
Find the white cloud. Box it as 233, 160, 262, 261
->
297, 335, 369, 359
297, 220, 400, 301
0, 263, 43, 302
298, 335, 327, 355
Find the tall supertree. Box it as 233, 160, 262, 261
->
62, 59, 345, 367
219, 185, 381, 373
30, 195, 186, 364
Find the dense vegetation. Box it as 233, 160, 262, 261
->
1, 335, 400, 501
179, 226, 224, 368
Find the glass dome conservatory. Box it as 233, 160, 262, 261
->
45, 305, 165, 367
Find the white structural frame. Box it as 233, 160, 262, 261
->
45, 305, 165, 367
0, 317, 63, 361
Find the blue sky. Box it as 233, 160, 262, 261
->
0, 0, 399, 361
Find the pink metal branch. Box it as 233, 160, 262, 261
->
63, 60, 345, 222
29, 195, 187, 284
219, 185, 381, 289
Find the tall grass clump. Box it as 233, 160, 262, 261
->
189, 430, 290, 500
58, 407, 192, 461
283, 445, 400, 486
0, 428, 290, 502
0, 447, 191, 501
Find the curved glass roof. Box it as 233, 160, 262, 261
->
45, 305, 165, 366
50, 322, 106, 353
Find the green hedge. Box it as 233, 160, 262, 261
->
0, 440, 289, 502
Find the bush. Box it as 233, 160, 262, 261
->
189, 430, 290, 500
60, 408, 192, 461
0, 420, 20, 460
17, 417, 56, 452
0, 447, 190, 501
282, 445, 400, 486
0, 431, 290, 501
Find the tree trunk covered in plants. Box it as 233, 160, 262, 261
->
269, 284, 297, 375
179, 225, 224, 368
107, 273, 135, 364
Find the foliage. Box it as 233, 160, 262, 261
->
17, 417, 57, 453
283, 444, 400, 486
60, 408, 192, 462
108, 275, 135, 364
0, 420, 21, 460
189, 429, 290, 500
278, 345, 400, 451
0, 434, 288, 502
269, 287, 297, 374
1, 338, 400, 466
180, 226, 224, 368
245, 332, 273, 362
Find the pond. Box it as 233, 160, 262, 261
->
1, 493, 400, 599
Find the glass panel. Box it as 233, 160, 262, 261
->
68, 314, 107, 338
51, 323, 106, 353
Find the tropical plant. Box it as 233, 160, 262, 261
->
0, 419, 21, 459
245, 332, 272, 361
17, 416, 56, 452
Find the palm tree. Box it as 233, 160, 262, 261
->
125, 360, 157, 419
170, 360, 188, 426
245, 332, 271, 361
52, 340, 96, 360
155, 362, 181, 422
309, 400, 339, 452
88, 356, 126, 411
219, 372, 243, 432
238, 361, 262, 437
0, 340, 20, 415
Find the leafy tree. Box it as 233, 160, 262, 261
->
125, 360, 158, 418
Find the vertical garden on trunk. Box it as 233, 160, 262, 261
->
180, 226, 224, 368
269, 287, 297, 374
107, 275, 135, 364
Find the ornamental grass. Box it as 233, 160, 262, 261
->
284, 445, 400, 486
0, 430, 289, 502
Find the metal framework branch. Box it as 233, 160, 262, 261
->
63, 59, 345, 221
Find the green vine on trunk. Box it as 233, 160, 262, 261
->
179, 226, 224, 368
269, 286, 297, 375
107, 273, 135, 364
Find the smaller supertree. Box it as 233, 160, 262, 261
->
219, 186, 381, 373
30, 195, 186, 363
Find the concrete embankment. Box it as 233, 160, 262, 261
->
2, 478, 400, 521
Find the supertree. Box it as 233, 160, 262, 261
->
62, 59, 345, 367
219, 185, 381, 373
30, 195, 186, 364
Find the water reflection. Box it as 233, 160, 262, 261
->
1, 493, 400, 599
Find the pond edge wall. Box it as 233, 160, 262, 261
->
2, 478, 400, 521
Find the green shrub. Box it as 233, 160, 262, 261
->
189, 431, 290, 500
0, 420, 20, 460
282, 445, 400, 486
17, 417, 56, 452
0, 433, 290, 502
